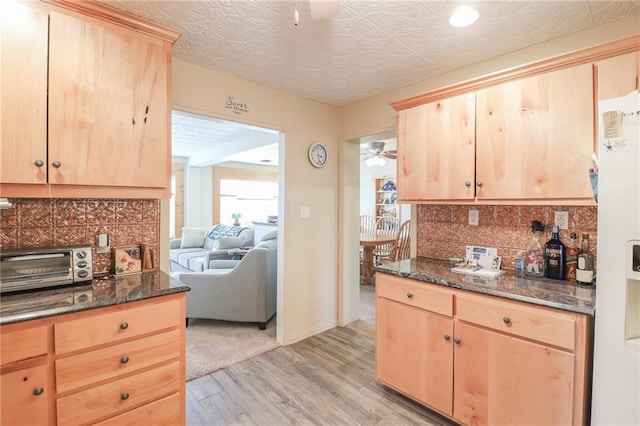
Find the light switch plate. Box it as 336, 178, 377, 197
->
300, 206, 311, 219
468, 209, 479, 226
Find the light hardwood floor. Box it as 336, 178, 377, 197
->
186, 326, 455, 425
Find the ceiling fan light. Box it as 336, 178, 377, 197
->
365, 157, 375, 167
449, 6, 479, 27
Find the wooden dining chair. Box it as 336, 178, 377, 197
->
374, 216, 399, 265
391, 220, 411, 262
360, 215, 376, 234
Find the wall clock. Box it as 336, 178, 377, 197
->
308, 143, 328, 168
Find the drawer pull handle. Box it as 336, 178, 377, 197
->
453, 337, 461, 345
406, 292, 413, 299
120, 356, 129, 364
33, 387, 44, 396
34, 160, 44, 168
120, 322, 129, 330
443, 334, 451, 341
51, 160, 61, 168
121, 392, 130, 401
465, 181, 471, 188
503, 316, 511, 324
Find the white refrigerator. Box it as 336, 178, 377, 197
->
592, 90, 640, 424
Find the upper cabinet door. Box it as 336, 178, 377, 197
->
476, 63, 595, 201
0, 3, 48, 184
597, 52, 640, 100
397, 94, 475, 201
48, 11, 170, 188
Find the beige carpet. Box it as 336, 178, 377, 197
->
186, 316, 279, 381
345, 285, 375, 340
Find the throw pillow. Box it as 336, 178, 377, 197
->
217, 236, 244, 249
180, 228, 206, 249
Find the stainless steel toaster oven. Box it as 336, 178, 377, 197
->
0, 245, 93, 293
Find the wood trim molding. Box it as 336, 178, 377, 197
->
40, 0, 181, 43
391, 34, 640, 111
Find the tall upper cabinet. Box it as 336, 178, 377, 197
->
0, 0, 180, 198
392, 35, 640, 205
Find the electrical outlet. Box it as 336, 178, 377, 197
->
554, 211, 569, 230
468, 209, 479, 226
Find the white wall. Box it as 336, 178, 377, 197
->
170, 59, 341, 345
186, 166, 213, 228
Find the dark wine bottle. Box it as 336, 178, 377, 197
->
545, 226, 566, 280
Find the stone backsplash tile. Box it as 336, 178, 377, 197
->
417, 204, 598, 270
0, 199, 160, 275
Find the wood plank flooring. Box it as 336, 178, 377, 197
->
186, 326, 455, 425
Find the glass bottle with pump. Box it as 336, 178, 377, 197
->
545, 226, 566, 280
576, 233, 595, 285
564, 233, 579, 282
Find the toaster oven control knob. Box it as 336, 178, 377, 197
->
77, 260, 88, 268
77, 270, 89, 278
77, 251, 87, 259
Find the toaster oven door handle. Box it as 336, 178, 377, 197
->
4, 253, 66, 261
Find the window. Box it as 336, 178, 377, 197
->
219, 179, 278, 225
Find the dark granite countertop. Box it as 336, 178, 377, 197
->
0, 270, 190, 325
375, 257, 595, 316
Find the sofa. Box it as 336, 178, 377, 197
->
173, 229, 277, 329
169, 225, 255, 272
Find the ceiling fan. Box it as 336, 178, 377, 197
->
361, 141, 397, 167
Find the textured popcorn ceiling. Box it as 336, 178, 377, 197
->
100, 0, 640, 166
102, 0, 640, 106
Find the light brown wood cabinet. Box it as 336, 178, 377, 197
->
397, 93, 475, 202
396, 64, 595, 204
0, 0, 179, 198
597, 51, 640, 101
475, 63, 595, 202
0, 294, 186, 426
375, 273, 592, 425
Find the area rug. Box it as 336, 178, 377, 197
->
186, 316, 279, 381
345, 285, 375, 340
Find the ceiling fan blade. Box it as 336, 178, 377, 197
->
309, 0, 340, 19
382, 152, 397, 159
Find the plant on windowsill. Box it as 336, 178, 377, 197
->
231, 212, 242, 226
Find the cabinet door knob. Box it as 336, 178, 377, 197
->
406, 292, 413, 299
444, 334, 451, 341
51, 161, 61, 168
476, 180, 483, 187
453, 337, 461, 344
503, 316, 511, 324
34, 160, 44, 167
465, 181, 471, 188
120, 322, 129, 330
121, 392, 130, 400
120, 356, 129, 364
33, 387, 44, 396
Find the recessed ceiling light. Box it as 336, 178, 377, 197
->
449, 6, 479, 27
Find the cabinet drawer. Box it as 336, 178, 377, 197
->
1, 325, 48, 365
55, 298, 181, 354
456, 294, 576, 350
55, 329, 181, 394
93, 393, 181, 426
377, 273, 453, 317
56, 361, 180, 426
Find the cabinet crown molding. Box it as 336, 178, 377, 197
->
391, 34, 640, 111
41, 0, 181, 43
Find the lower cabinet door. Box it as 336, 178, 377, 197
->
453, 322, 575, 425
1, 364, 49, 426
56, 361, 180, 426
376, 297, 454, 416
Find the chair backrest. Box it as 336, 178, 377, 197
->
360, 215, 376, 234
375, 216, 399, 237
392, 220, 411, 262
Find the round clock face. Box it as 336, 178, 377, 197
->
308, 143, 328, 168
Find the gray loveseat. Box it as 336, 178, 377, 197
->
169, 225, 255, 272
174, 230, 277, 329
